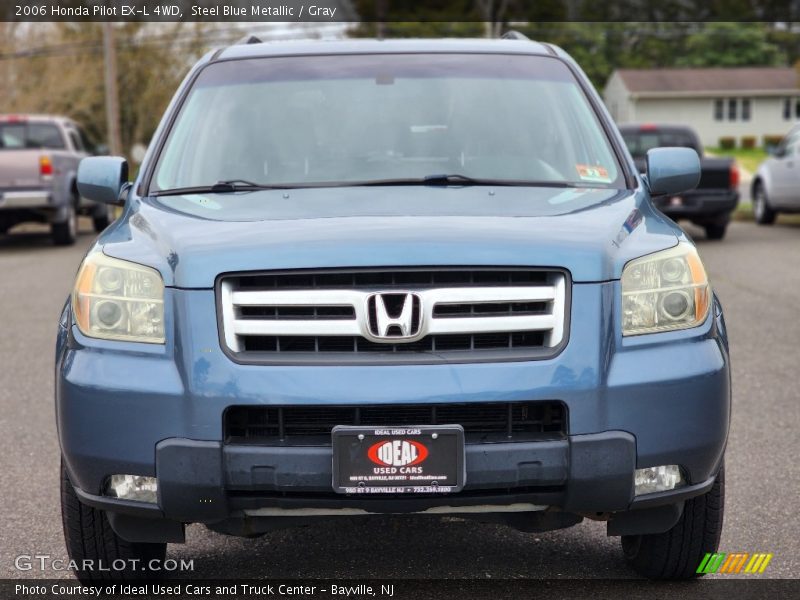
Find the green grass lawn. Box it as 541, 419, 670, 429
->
733, 203, 800, 223
705, 146, 768, 174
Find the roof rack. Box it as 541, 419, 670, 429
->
501, 30, 530, 41
236, 34, 263, 45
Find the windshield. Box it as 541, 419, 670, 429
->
151, 54, 624, 193
0, 122, 65, 150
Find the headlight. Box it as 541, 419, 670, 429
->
72, 253, 165, 344
621, 243, 710, 336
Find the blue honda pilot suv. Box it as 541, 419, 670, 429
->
57, 35, 730, 581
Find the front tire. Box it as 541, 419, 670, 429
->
92, 209, 112, 233
704, 223, 727, 240
621, 465, 724, 579
753, 182, 777, 225
61, 460, 166, 583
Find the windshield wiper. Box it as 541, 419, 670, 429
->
151, 176, 574, 196
335, 175, 572, 188
152, 180, 291, 197
424, 174, 496, 186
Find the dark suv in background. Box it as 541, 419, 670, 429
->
619, 124, 739, 240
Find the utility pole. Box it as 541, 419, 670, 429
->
375, 0, 386, 39
3, 23, 16, 107
102, 22, 122, 156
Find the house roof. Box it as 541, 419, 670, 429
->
613, 67, 800, 95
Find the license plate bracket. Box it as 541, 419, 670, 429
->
332, 425, 465, 494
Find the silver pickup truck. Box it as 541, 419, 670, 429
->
0, 114, 110, 245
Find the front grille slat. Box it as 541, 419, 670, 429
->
219, 268, 568, 364
225, 401, 567, 446
235, 270, 551, 290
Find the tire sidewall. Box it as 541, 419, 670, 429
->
754, 185, 765, 221
66, 202, 77, 240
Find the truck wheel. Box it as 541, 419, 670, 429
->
621, 465, 724, 580
704, 223, 727, 240
52, 201, 78, 246
93, 207, 112, 233
753, 183, 776, 225
61, 460, 167, 583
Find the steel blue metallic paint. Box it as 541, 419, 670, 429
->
98, 187, 682, 288
76, 156, 129, 205
645, 148, 702, 196
56, 39, 730, 541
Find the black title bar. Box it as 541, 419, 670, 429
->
2, 0, 800, 22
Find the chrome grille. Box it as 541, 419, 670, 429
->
218, 268, 568, 363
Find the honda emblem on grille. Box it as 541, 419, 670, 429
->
366, 292, 422, 341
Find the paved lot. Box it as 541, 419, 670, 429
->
0, 218, 798, 587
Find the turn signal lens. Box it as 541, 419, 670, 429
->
39, 155, 53, 178
621, 243, 710, 336
729, 163, 740, 189
72, 253, 165, 344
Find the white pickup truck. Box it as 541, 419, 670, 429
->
0, 114, 110, 245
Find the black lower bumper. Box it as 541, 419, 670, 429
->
69, 431, 718, 542
655, 190, 739, 221
151, 432, 635, 521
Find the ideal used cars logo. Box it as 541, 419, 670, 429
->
368, 440, 429, 467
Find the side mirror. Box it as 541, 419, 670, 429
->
77, 156, 130, 206
645, 147, 701, 196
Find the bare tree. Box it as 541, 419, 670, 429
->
1, 23, 217, 157
475, 0, 512, 38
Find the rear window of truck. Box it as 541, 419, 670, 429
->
0, 122, 66, 150
621, 129, 699, 158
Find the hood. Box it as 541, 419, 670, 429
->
101, 185, 681, 288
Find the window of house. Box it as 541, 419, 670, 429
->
795, 99, 800, 119
784, 98, 792, 120
713, 99, 724, 121
727, 98, 737, 121
741, 99, 751, 121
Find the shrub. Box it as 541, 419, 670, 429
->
763, 135, 783, 150
718, 137, 736, 150
741, 136, 756, 149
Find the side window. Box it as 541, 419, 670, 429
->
741, 99, 751, 121
789, 135, 800, 157
78, 128, 95, 154
727, 99, 737, 121
776, 134, 798, 158
68, 130, 85, 152
713, 99, 724, 121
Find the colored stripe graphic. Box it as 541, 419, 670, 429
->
697, 552, 773, 574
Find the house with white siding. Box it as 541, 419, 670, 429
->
603, 67, 800, 147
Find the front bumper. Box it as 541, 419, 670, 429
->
70, 431, 716, 542
77, 434, 719, 516
57, 282, 730, 538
